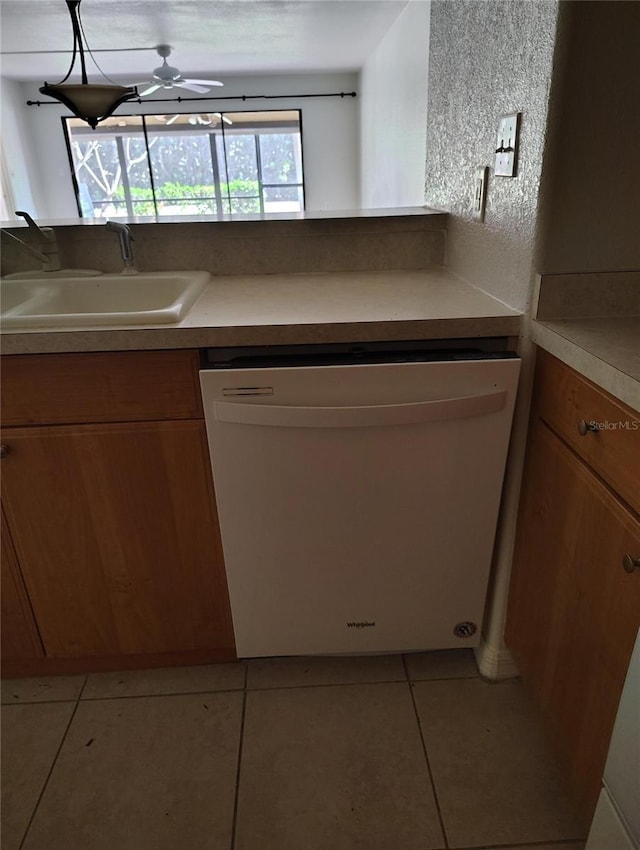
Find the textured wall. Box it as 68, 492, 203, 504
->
424, 0, 558, 312
359, 0, 430, 208
537, 1, 640, 274
423, 0, 560, 675
0, 214, 446, 278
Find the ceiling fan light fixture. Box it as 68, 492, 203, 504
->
39, 0, 137, 129
134, 45, 224, 98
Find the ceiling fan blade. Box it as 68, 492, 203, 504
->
139, 83, 161, 96
184, 79, 224, 87
176, 82, 210, 94
140, 47, 224, 96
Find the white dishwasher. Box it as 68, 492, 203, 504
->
200, 341, 520, 658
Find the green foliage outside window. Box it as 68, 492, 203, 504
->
113, 180, 262, 214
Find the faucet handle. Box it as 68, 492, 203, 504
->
15, 210, 38, 228
11, 212, 60, 270
15, 210, 55, 241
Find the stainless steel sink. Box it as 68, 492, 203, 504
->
1, 272, 210, 329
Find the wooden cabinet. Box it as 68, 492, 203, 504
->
0, 349, 203, 426
1, 509, 44, 663
532, 348, 640, 514
506, 350, 640, 826
1, 350, 235, 676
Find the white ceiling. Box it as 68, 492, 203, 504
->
0, 0, 410, 82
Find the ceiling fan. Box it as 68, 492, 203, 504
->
133, 45, 223, 96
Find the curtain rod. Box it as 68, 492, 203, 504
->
26, 91, 357, 107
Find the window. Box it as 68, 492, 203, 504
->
64, 110, 305, 218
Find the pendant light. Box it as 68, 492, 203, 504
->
39, 0, 137, 129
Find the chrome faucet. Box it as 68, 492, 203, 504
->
105, 221, 137, 275
7, 211, 61, 271
1, 229, 49, 266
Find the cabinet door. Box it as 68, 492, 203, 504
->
1, 509, 44, 662
1, 421, 234, 659
506, 419, 640, 823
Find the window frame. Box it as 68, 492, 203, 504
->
62, 108, 306, 219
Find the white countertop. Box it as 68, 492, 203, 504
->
532, 317, 640, 412
533, 271, 639, 412
0, 206, 444, 230
1, 269, 522, 355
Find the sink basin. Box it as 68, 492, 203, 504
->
1, 271, 210, 330
2, 284, 33, 314
3, 269, 103, 280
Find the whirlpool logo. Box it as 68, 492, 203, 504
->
346, 621, 376, 629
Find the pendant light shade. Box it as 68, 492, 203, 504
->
39, 1, 137, 129
40, 83, 137, 128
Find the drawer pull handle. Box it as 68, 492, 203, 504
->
0, 444, 9, 459
577, 419, 599, 436
623, 554, 640, 573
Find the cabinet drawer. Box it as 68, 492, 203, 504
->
1, 350, 203, 425
533, 350, 640, 514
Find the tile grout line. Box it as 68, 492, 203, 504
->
401, 653, 411, 683
449, 841, 586, 850
81, 685, 246, 702
229, 664, 249, 850
3, 671, 481, 706
18, 673, 88, 850
3, 697, 88, 706
402, 655, 450, 850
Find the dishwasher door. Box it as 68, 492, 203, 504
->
200, 357, 520, 658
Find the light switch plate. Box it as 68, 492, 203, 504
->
495, 112, 521, 177
473, 166, 488, 221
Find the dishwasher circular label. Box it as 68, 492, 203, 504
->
453, 622, 477, 638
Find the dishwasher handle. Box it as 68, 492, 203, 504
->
212, 390, 507, 429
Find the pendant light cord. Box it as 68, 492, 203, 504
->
77, 2, 129, 87
55, 1, 79, 84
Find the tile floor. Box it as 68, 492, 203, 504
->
1, 650, 586, 850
